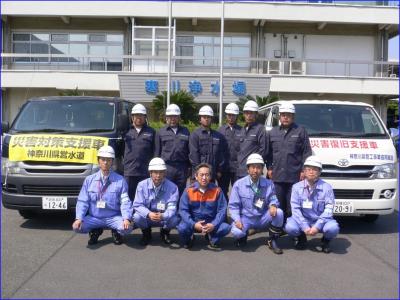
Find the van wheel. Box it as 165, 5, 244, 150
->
18, 210, 37, 219
362, 214, 379, 223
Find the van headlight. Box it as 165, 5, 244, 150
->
372, 163, 395, 179
1, 158, 21, 174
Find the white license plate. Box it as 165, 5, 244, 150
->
334, 200, 354, 214
42, 197, 67, 210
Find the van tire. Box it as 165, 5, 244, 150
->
361, 214, 379, 223
18, 210, 37, 219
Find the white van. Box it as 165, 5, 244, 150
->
259, 100, 397, 222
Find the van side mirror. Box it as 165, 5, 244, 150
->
2, 121, 9, 134
389, 128, 399, 138
117, 114, 129, 133
265, 125, 273, 132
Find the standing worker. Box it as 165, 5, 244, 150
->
189, 105, 226, 183
236, 100, 267, 180
266, 102, 312, 220
177, 163, 231, 249
218, 103, 242, 200
229, 153, 284, 254
72, 146, 133, 246
155, 104, 190, 196
123, 103, 156, 201
133, 157, 180, 246
285, 156, 339, 253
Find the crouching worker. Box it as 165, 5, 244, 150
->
229, 153, 284, 254
285, 156, 339, 253
72, 146, 133, 246
177, 163, 231, 250
133, 158, 180, 246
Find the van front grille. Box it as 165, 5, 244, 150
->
23, 185, 81, 196
333, 189, 374, 199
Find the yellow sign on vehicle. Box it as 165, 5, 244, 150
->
9, 134, 109, 164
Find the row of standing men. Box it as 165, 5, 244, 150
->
123, 100, 312, 220
72, 100, 339, 253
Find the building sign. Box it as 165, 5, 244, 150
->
119, 74, 271, 102
9, 134, 109, 164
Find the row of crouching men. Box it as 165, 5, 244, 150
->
72, 145, 339, 254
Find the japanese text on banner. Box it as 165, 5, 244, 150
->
9, 134, 109, 164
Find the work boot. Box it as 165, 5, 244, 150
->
160, 228, 172, 245
315, 237, 331, 253
111, 229, 123, 245
234, 235, 248, 248
266, 225, 283, 255
88, 228, 103, 245
183, 235, 194, 249
205, 234, 221, 250
140, 228, 152, 246
294, 232, 307, 250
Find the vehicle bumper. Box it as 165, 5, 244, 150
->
1, 174, 86, 211
326, 178, 397, 216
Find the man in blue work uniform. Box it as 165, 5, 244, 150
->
133, 157, 180, 246
285, 156, 339, 253
72, 146, 133, 245
237, 100, 267, 180
189, 105, 226, 183
229, 153, 284, 254
218, 103, 242, 200
177, 163, 231, 250
155, 104, 190, 196
266, 102, 312, 220
124, 103, 156, 201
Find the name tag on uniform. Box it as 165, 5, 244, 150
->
254, 198, 264, 209
97, 200, 106, 209
157, 202, 166, 212
302, 199, 312, 209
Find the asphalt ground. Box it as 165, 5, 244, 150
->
1, 207, 398, 299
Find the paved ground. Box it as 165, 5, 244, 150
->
1, 208, 398, 299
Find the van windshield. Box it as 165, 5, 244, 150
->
12, 100, 115, 133
294, 104, 388, 138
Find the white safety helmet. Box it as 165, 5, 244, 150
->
148, 157, 167, 171
131, 103, 147, 115
243, 100, 259, 112
97, 145, 115, 159
279, 102, 296, 114
225, 103, 240, 115
165, 104, 181, 116
246, 153, 264, 166
304, 155, 322, 169
199, 105, 214, 117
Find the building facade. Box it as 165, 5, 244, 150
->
1, 1, 398, 124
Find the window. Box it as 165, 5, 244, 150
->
176, 34, 250, 68
12, 32, 124, 70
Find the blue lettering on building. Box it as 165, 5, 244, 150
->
188, 80, 203, 96
145, 80, 159, 95
232, 81, 246, 96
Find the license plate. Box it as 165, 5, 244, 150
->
334, 200, 354, 214
42, 197, 67, 210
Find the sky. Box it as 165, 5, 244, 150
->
389, 36, 399, 61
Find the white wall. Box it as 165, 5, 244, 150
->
304, 35, 375, 76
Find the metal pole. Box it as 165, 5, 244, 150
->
219, 0, 225, 126
167, 0, 172, 107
